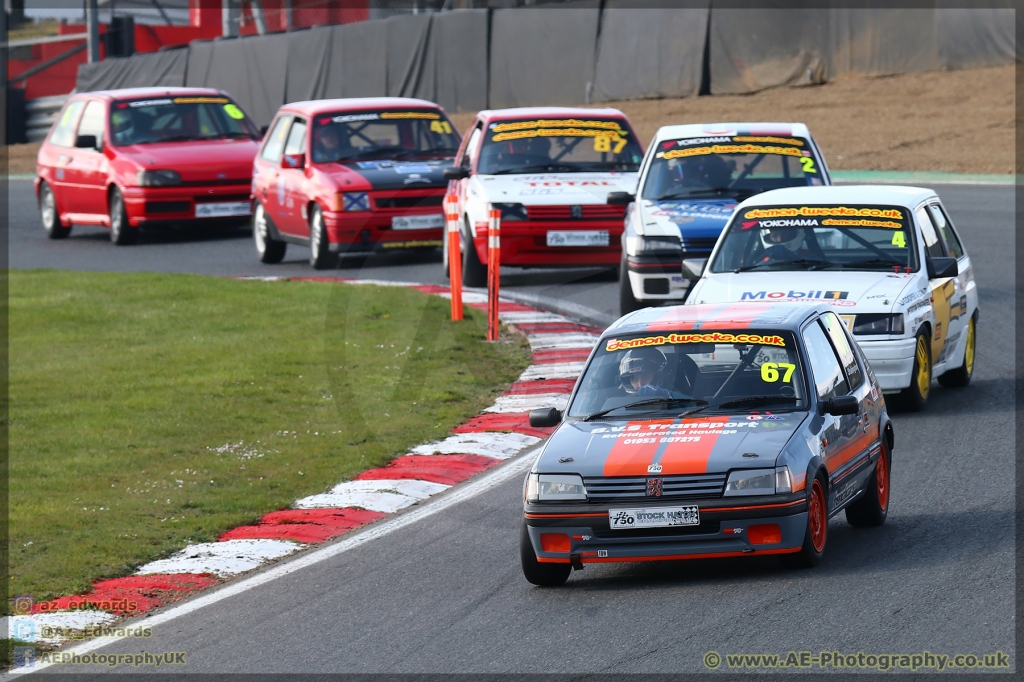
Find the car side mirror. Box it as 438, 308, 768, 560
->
607, 191, 634, 205
927, 256, 958, 279
281, 153, 305, 169
443, 166, 470, 180
259, 124, 270, 137
74, 134, 98, 150
529, 408, 562, 428
821, 395, 858, 416
682, 258, 707, 280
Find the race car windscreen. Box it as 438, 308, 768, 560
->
110, 96, 260, 145
709, 204, 918, 273
640, 136, 823, 202
567, 331, 808, 419
310, 110, 460, 163
476, 117, 643, 174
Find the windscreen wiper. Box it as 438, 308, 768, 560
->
390, 147, 459, 159
584, 397, 707, 422
837, 258, 905, 269
490, 163, 579, 175
331, 147, 406, 162
734, 258, 833, 273
677, 395, 798, 417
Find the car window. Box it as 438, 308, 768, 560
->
820, 312, 862, 389
916, 206, 947, 260
928, 203, 965, 259
284, 119, 307, 156
108, 95, 259, 146
76, 101, 105, 150
463, 125, 482, 170
309, 109, 459, 163
802, 321, 850, 400
49, 100, 85, 148
261, 116, 292, 162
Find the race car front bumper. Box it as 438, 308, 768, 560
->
122, 184, 253, 227
472, 219, 624, 267
524, 495, 807, 564
323, 209, 444, 252
859, 337, 918, 392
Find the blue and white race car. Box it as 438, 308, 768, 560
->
615, 122, 831, 314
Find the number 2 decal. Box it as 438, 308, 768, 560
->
760, 362, 796, 383
800, 156, 817, 173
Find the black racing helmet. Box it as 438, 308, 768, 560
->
618, 347, 668, 394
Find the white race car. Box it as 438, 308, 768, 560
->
685, 185, 978, 411
617, 122, 831, 315
443, 107, 643, 286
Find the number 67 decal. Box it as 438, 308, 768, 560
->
761, 362, 796, 382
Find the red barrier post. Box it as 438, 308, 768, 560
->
446, 194, 463, 321
487, 207, 501, 341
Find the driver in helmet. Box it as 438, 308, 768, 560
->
756, 225, 825, 264
619, 347, 672, 397
313, 125, 349, 163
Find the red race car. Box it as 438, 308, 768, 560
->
36, 87, 262, 244
251, 97, 461, 269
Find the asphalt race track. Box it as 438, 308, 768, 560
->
8, 180, 1015, 674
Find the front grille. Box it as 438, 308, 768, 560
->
375, 195, 444, 209
526, 205, 626, 220
681, 237, 718, 252
196, 194, 250, 203
145, 201, 190, 214
583, 473, 727, 503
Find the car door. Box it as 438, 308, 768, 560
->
915, 204, 961, 367
254, 114, 293, 229
801, 318, 855, 496
927, 201, 973, 363
277, 117, 309, 236
63, 99, 109, 219
39, 99, 86, 215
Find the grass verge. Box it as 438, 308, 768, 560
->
9, 271, 531, 603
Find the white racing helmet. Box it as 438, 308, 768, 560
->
618, 347, 668, 394
760, 226, 805, 254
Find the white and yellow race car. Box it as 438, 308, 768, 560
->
685, 185, 978, 411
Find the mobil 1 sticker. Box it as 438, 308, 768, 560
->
609, 506, 699, 529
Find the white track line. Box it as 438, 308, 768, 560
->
409, 432, 540, 459
6, 449, 538, 677
484, 393, 569, 413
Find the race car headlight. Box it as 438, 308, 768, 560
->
852, 313, 904, 335
627, 236, 683, 255
724, 469, 775, 496
526, 473, 587, 502
135, 169, 181, 187
491, 202, 527, 221
337, 192, 370, 212
774, 466, 792, 494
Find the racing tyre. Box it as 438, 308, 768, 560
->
109, 188, 137, 245
938, 314, 976, 388
782, 474, 828, 568
619, 256, 643, 316
845, 442, 890, 527
520, 521, 571, 587
39, 181, 71, 239
897, 329, 931, 411
308, 205, 337, 270
461, 219, 487, 288
253, 201, 286, 264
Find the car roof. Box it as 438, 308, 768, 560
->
78, 87, 226, 100
476, 107, 628, 122
735, 184, 937, 212
280, 97, 445, 116
652, 122, 814, 143
606, 301, 832, 336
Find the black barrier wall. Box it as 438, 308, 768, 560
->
77, 6, 1018, 126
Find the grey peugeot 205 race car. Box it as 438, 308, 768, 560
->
521, 301, 894, 586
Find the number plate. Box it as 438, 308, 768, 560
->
195, 201, 251, 218
392, 214, 445, 231
546, 230, 610, 247
609, 506, 699, 529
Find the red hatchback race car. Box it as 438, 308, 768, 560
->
443, 107, 644, 286
36, 87, 262, 244
251, 97, 461, 269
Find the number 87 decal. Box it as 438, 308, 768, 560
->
594, 135, 627, 154
761, 362, 796, 382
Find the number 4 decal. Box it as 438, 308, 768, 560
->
430, 120, 453, 134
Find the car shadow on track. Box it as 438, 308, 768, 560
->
546, 507, 1012, 591
885, 376, 1013, 418
65, 223, 251, 245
